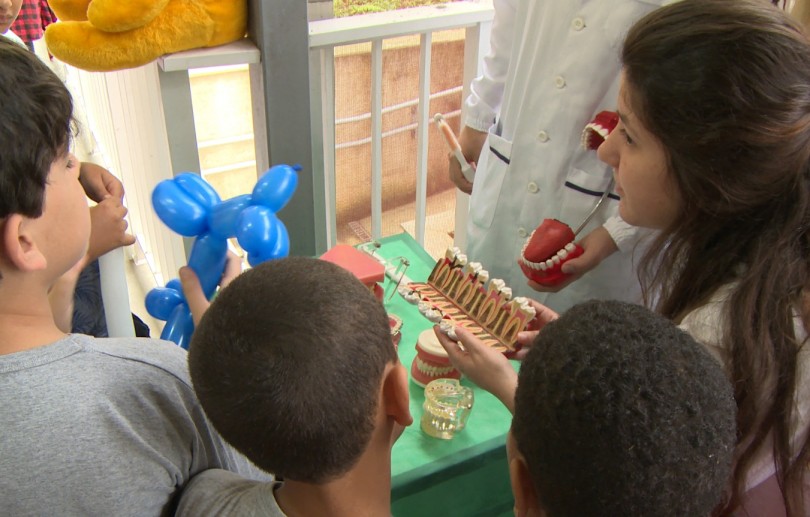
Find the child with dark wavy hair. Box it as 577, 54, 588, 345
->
437, 0, 810, 514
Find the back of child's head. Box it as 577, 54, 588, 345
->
0, 37, 73, 219
511, 300, 736, 516
188, 256, 397, 484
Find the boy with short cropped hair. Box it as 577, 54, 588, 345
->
438, 300, 737, 516
0, 37, 263, 514
178, 257, 413, 516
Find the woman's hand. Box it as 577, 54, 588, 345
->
513, 299, 559, 360
434, 325, 519, 414
448, 126, 486, 194
529, 226, 618, 293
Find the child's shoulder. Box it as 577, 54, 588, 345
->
0, 334, 194, 389
0, 334, 197, 413
75, 334, 192, 385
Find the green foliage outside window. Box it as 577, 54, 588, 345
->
334, 0, 455, 17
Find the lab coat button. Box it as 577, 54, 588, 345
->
527, 182, 539, 193
518, 227, 528, 238
537, 130, 549, 142
555, 76, 566, 89
572, 17, 585, 31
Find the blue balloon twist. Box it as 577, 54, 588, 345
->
145, 164, 298, 348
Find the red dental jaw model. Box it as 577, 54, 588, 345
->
518, 111, 618, 287
581, 110, 619, 150
518, 219, 584, 287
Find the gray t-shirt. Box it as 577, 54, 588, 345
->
0, 334, 267, 516
177, 469, 285, 516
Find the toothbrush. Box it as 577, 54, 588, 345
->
434, 113, 475, 182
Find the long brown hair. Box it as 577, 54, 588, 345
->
623, 0, 810, 514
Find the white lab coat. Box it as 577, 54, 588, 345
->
464, 0, 668, 312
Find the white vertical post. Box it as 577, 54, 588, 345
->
415, 32, 433, 247
98, 250, 135, 337
310, 46, 338, 248
309, 1, 336, 251
249, 65, 270, 174
158, 67, 203, 259
370, 39, 384, 240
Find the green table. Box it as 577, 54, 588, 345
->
373, 234, 516, 517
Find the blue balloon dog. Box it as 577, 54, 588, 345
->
145, 164, 298, 348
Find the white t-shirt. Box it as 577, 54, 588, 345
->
2, 29, 26, 48
680, 284, 810, 491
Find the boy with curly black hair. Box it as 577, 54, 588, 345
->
438, 300, 737, 516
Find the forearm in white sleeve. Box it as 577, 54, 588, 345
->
464, 0, 518, 132
602, 215, 651, 254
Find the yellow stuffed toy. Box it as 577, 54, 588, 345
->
44, 0, 247, 72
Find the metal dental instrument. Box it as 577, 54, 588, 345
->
386, 257, 410, 303
573, 177, 616, 236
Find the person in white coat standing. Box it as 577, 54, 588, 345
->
450, 0, 671, 312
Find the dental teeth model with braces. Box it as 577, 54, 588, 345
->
402, 248, 537, 353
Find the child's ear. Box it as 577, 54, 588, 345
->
510, 454, 544, 517
382, 363, 413, 427
2, 215, 47, 272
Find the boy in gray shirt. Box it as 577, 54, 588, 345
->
0, 38, 263, 515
